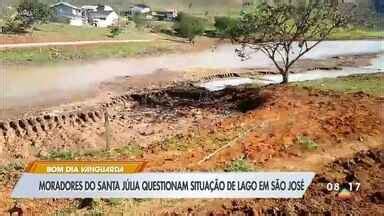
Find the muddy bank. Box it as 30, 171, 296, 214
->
2, 51, 381, 120
0, 83, 262, 162
1, 78, 382, 162
1, 40, 383, 111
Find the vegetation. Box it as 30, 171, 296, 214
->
295, 135, 319, 150
1, 23, 155, 41
41, 143, 144, 160
42, 149, 77, 160
174, 12, 207, 43
1, 0, 243, 18
17, 0, 51, 25
2, 0, 51, 33
224, 157, 254, 172
0, 160, 25, 184
295, 73, 384, 97
132, 14, 147, 30
229, 2, 346, 84
214, 16, 239, 37
0, 42, 173, 64
1, 14, 28, 33
108, 25, 123, 38
329, 28, 384, 40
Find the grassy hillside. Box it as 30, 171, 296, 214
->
1, 0, 244, 16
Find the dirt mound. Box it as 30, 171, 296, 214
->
131, 84, 265, 111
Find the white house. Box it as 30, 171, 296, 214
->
152, 9, 178, 21
50, 2, 84, 26
81, 5, 119, 27
126, 4, 152, 19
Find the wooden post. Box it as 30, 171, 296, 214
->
104, 110, 111, 151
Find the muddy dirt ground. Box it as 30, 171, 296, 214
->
0, 52, 378, 120
0, 70, 383, 214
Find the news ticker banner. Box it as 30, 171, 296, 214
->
12, 161, 315, 198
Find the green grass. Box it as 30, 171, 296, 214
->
158, 127, 243, 152
2, 23, 157, 41
295, 135, 319, 151
43, 149, 77, 160
295, 74, 384, 97
329, 28, 383, 40
0, 41, 174, 64
41, 143, 144, 160
224, 157, 254, 172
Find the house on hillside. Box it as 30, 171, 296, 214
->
81, 5, 119, 27
152, 9, 178, 21
243, 0, 359, 7
125, 4, 152, 19
50, 2, 84, 26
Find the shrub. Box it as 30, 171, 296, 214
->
2, 0, 51, 33
108, 25, 123, 38
1, 14, 28, 33
174, 12, 207, 43
132, 14, 146, 29
214, 16, 239, 37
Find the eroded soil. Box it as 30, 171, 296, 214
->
0, 75, 383, 214
135, 148, 384, 215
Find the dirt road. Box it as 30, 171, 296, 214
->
0, 39, 155, 49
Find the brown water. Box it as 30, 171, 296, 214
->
1, 40, 383, 108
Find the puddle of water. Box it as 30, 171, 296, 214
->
196, 78, 254, 91
199, 53, 384, 91
1, 40, 383, 107
260, 67, 381, 85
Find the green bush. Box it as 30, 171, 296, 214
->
132, 14, 147, 29
108, 25, 123, 38
2, 0, 51, 33
174, 12, 207, 43
1, 15, 28, 33
16, 0, 52, 26
214, 16, 239, 37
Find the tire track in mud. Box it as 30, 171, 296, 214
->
0, 92, 136, 157
0, 82, 238, 158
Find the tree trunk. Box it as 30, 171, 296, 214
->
281, 70, 289, 84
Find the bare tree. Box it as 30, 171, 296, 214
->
231, 2, 347, 84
